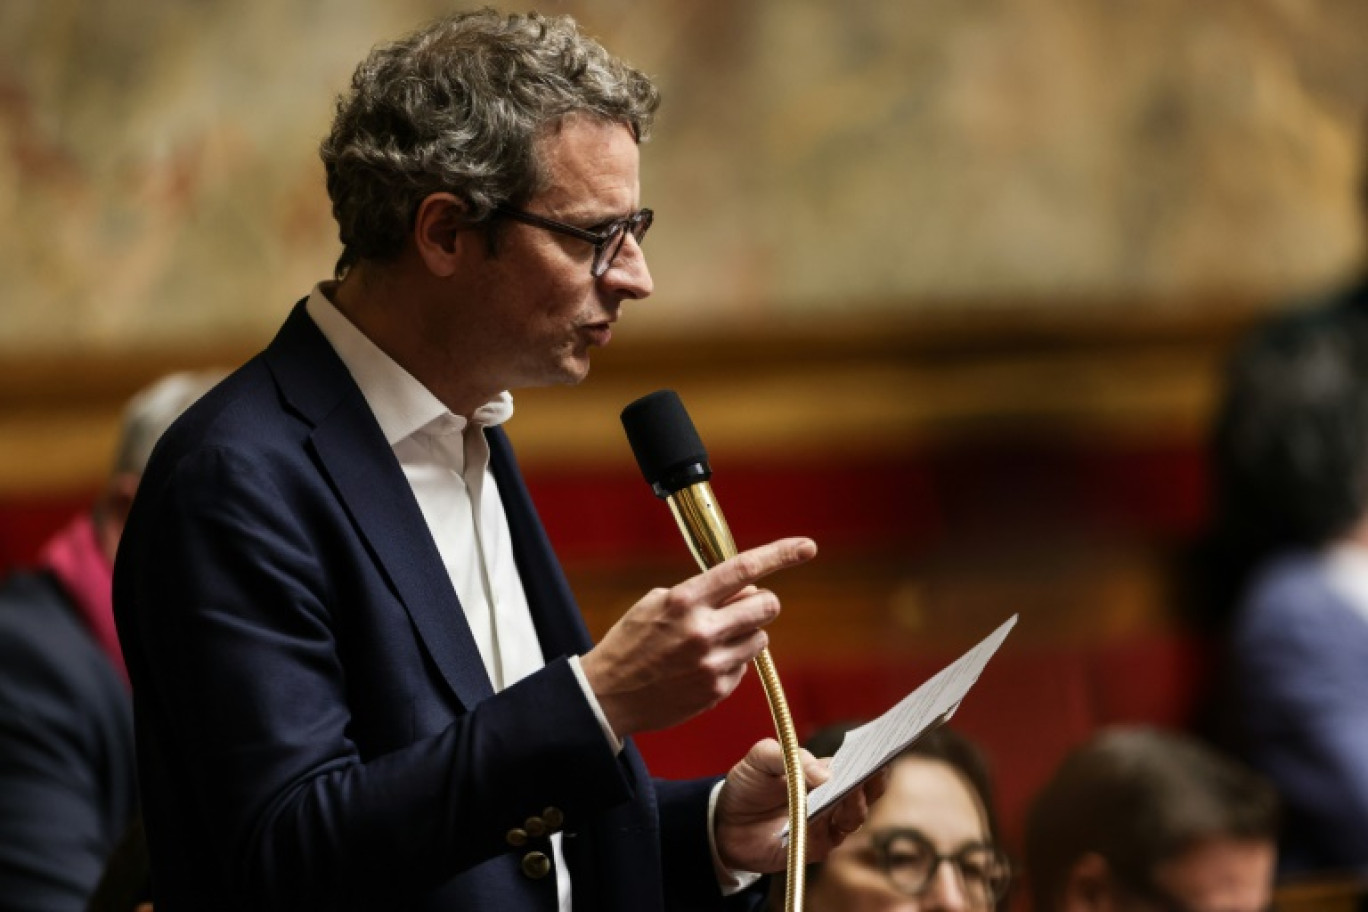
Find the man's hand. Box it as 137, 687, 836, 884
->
714, 738, 889, 874
580, 537, 816, 738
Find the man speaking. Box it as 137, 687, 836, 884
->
114, 10, 876, 911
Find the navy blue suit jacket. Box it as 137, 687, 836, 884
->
114, 303, 761, 911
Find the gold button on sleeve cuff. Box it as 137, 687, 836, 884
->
506, 828, 528, 847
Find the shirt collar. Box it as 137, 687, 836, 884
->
305, 283, 514, 445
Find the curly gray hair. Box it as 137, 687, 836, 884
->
320, 8, 660, 277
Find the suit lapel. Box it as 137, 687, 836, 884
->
265, 303, 494, 708
487, 426, 595, 659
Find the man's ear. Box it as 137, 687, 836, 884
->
413, 192, 475, 277
1061, 853, 1120, 912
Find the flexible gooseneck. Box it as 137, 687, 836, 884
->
622, 391, 807, 912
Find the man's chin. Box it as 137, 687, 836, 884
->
551, 355, 592, 387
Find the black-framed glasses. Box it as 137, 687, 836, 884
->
870, 828, 1012, 907
494, 204, 653, 278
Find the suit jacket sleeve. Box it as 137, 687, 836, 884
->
655, 779, 771, 912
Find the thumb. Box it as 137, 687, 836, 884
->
738, 738, 785, 778
802, 752, 831, 789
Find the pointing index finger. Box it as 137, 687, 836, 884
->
682, 537, 817, 605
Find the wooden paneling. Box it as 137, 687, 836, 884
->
0, 297, 1262, 492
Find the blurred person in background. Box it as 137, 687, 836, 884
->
0, 371, 221, 912
1024, 727, 1277, 912
801, 724, 1011, 912
1197, 114, 1368, 637
1208, 289, 1368, 874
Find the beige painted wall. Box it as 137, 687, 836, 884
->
1, 0, 1366, 354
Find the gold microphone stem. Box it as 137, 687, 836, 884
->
753, 645, 807, 912
668, 483, 807, 912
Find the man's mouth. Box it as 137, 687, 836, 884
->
581, 322, 613, 345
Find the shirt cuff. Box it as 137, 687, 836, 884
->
707, 779, 763, 895
569, 654, 623, 755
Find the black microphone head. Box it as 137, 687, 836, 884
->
621, 390, 712, 498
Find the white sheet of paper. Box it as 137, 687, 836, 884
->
782, 614, 1018, 837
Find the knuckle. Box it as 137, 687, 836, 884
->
736, 592, 778, 630
663, 586, 692, 613
731, 551, 763, 581
710, 673, 736, 702
683, 620, 714, 652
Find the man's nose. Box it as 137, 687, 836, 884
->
600, 233, 653, 299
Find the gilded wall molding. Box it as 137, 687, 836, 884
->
0, 299, 1261, 494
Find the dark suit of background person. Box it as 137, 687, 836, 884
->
112, 11, 870, 912
0, 373, 219, 912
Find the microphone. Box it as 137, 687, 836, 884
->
620, 388, 810, 912
620, 389, 737, 571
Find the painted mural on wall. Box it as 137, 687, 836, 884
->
2, 0, 1366, 352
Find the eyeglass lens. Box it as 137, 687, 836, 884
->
591, 211, 653, 277
878, 830, 1011, 906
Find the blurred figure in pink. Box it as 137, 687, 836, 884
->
0, 371, 221, 912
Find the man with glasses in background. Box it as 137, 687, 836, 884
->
113, 10, 880, 912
